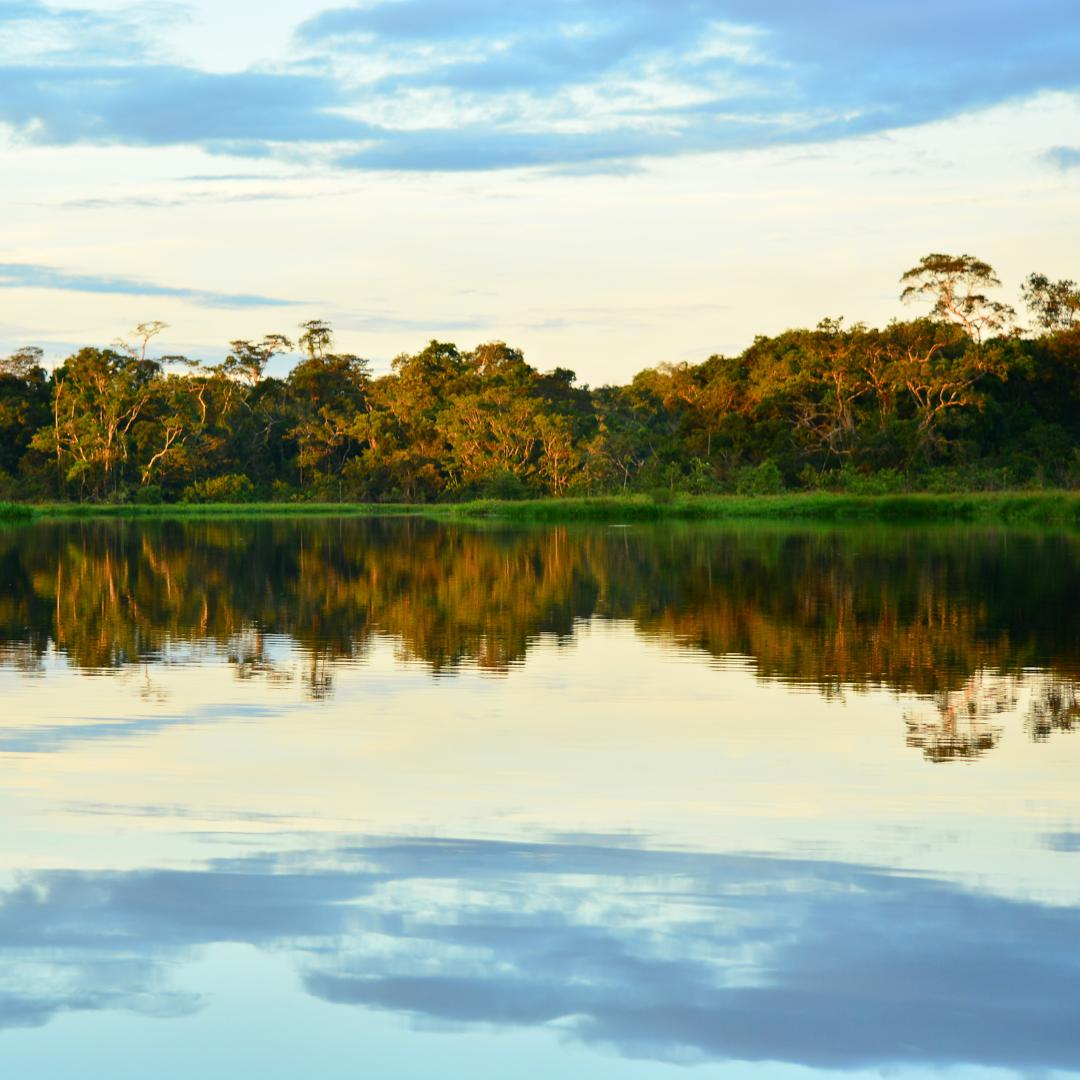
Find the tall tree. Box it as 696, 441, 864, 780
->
901, 254, 1016, 342
1022, 272, 1080, 332
0, 347, 50, 483
32, 348, 160, 498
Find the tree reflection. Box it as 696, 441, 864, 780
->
1, 519, 1078, 758
904, 674, 1011, 762
1026, 675, 1080, 742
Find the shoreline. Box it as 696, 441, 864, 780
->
5, 491, 1080, 526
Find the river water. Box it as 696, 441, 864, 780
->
0, 518, 1078, 1079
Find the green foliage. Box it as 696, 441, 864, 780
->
442, 492, 1080, 526
0, 501, 33, 522
271, 480, 300, 503
684, 457, 720, 494
481, 469, 530, 501
12, 490, 1080, 529
4, 258, 1080, 506
183, 474, 257, 504
824, 466, 909, 495
734, 462, 785, 495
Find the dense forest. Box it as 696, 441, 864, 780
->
2, 253, 1079, 503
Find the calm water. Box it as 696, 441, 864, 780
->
1, 518, 1078, 1079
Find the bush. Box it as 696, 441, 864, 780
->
734, 461, 785, 495
271, 480, 301, 503
829, 465, 908, 495
918, 466, 1015, 493
481, 469, 529, 501
684, 458, 720, 495
134, 484, 164, 505
183, 473, 256, 504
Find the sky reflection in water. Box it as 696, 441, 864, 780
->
0, 519, 1078, 1079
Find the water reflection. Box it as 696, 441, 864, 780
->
2, 518, 1080, 1077
904, 672, 1011, 762
0, 836, 1077, 1072
2, 518, 1079, 760
1027, 675, 1080, 742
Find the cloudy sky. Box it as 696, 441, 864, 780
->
2, 0, 1079, 381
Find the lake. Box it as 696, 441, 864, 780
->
1, 517, 1078, 1079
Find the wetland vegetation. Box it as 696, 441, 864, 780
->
8, 491, 1080, 526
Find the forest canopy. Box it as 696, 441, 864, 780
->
2, 255, 1079, 503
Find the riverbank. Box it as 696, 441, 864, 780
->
447, 492, 1080, 524
5, 491, 1080, 526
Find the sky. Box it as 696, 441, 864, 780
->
2, 0, 1080, 382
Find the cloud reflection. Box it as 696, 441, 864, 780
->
1, 837, 1078, 1071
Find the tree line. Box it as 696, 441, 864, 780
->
2, 253, 1079, 503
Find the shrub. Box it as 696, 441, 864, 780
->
829, 466, 908, 495
481, 469, 529, 501
183, 473, 256, 503
734, 462, 784, 495
684, 458, 720, 495
271, 480, 299, 503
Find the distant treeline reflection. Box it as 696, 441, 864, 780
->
0, 519, 1077, 756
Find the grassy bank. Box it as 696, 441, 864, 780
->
445, 492, 1080, 525
0, 502, 36, 522
27, 501, 419, 521
11, 491, 1080, 526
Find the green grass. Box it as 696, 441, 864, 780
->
28, 501, 423, 520
0, 501, 35, 522
441, 492, 1080, 526
12, 491, 1080, 526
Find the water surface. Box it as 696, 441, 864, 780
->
1, 518, 1078, 1079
